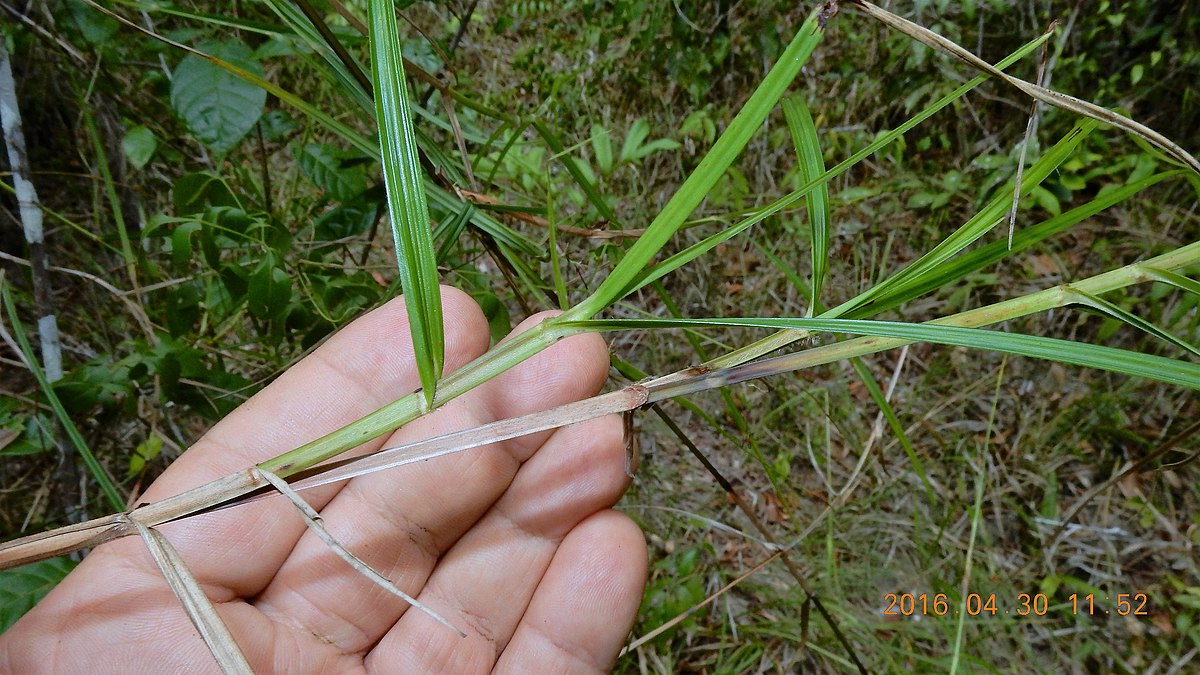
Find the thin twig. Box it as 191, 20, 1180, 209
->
0, 39, 61, 382
650, 404, 869, 674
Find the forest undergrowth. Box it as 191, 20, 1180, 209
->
1, 1, 1198, 672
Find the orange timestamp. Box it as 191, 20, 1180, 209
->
882, 592, 1151, 617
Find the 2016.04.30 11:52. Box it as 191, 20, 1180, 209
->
882, 592, 1151, 617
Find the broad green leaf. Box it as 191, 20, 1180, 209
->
296, 143, 369, 201
591, 124, 614, 175
248, 259, 293, 320
1030, 184, 1062, 216
128, 433, 165, 477
639, 139, 682, 157
65, 0, 118, 43
370, 0, 444, 408
0, 557, 77, 632
618, 119, 679, 162
619, 118, 650, 164
169, 221, 204, 269
563, 316, 1200, 390
122, 125, 157, 169
169, 40, 267, 157
0, 411, 53, 457
781, 96, 829, 316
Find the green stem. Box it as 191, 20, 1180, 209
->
647, 241, 1200, 399
261, 318, 565, 474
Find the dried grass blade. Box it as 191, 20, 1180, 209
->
1008, 31, 1051, 247
284, 387, 649, 492
255, 469, 465, 637
851, 0, 1200, 173
131, 521, 252, 675
621, 551, 783, 655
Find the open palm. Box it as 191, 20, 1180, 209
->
0, 287, 647, 673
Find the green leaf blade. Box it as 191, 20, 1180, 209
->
610, 23, 1054, 313
296, 143, 369, 201
572, 7, 830, 316
564, 316, 1200, 391
369, 0, 443, 407
0, 557, 77, 633
781, 96, 829, 315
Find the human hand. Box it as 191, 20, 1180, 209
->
0, 287, 647, 673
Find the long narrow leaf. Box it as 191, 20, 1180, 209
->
533, 121, 616, 222
571, 5, 832, 316
622, 30, 1054, 298
829, 118, 1098, 318
1067, 289, 1200, 359
1142, 268, 1200, 298
261, 0, 374, 113
781, 96, 829, 316
562, 317, 1200, 390
370, 0, 443, 408
847, 357, 932, 503
852, 170, 1184, 317
1, 284, 125, 511
423, 179, 543, 257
